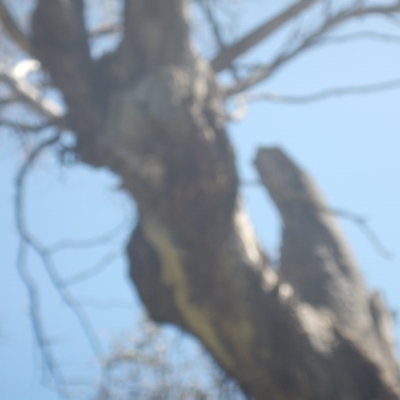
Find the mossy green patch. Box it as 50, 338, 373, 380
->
142, 216, 236, 370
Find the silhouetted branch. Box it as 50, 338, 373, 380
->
63, 250, 121, 287
28, 238, 104, 359
227, 3, 400, 95
16, 244, 68, 396
197, 0, 240, 79
48, 220, 130, 254
0, 1, 30, 53
77, 299, 133, 311
320, 31, 400, 45
331, 208, 395, 260
0, 64, 64, 119
0, 117, 57, 132
237, 77, 400, 104
14, 130, 104, 396
211, 0, 317, 72
197, 0, 226, 51
15, 131, 68, 398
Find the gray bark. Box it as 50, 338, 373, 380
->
28, 0, 400, 398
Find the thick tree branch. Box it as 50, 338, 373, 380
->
22, 2, 400, 399
241, 179, 395, 260
127, 137, 400, 399
255, 147, 399, 387
211, 0, 317, 72
31, 0, 104, 159
112, 0, 191, 84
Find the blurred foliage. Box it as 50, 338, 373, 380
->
95, 320, 246, 400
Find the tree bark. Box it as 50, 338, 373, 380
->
30, 0, 400, 399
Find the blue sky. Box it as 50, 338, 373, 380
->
1, 1, 400, 399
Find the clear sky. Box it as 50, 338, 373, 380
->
1, 1, 399, 399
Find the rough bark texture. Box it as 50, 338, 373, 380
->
29, 0, 399, 399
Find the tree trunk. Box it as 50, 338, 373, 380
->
30, 0, 399, 398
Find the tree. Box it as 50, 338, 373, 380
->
1, 0, 399, 399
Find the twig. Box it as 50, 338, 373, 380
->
197, 0, 240, 79
0, 118, 57, 132
14, 130, 103, 396
244, 181, 394, 260
15, 132, 69, 398
16, 244, 68, 397
238, 77, 400, 105
330, 208, 395, 260
320, 31, 400, 45
48, 220, 130, 254
197, 0, 226, 51
211, 0, 317, 72
21, 231, 103, 359
227, 3, 400, 95
0, 1, 30, 53
76, 298, 133, 310
63, 250, 121, 287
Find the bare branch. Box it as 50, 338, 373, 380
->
211, 0, 317, 72
27, 240, 104, 359
239, 77, 400, 104
227, 3, 400, 95
0, 118, 58, 133
15, 131, 104, 392
0, 64, 64, 120
330, 208, 395, 260
0, 1, 30, 53
15, 132, 69, 398
31, 0, 103, 145
243, 179, 395, 260
197, 0, 226, 51
197, 0, 240, 79
321, 31, 400, 45
48, 220, 130, 254
63, 250, 121, 287
16, 244, 69, 398
76, 298, 133, 310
